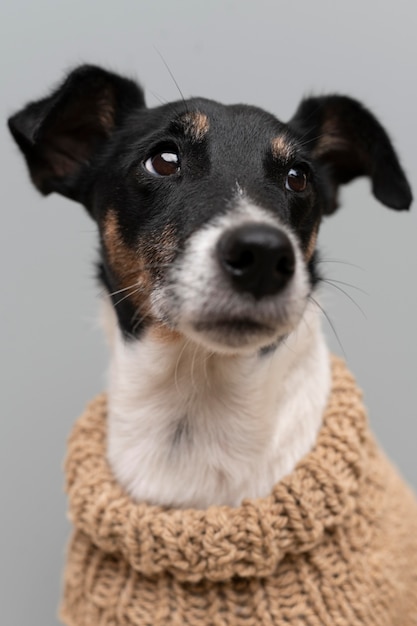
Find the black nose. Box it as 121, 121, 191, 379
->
217, 224, 296, 298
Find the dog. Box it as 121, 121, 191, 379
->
8, 65, 412, 512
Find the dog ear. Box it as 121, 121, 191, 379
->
289, 95, 412, 214
8, 65, 145, 202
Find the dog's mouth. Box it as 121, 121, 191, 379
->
193, 317, 274, 335
183, 313, 287, 352
153, 294, 306, 352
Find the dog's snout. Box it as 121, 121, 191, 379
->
217, 224, 295, 298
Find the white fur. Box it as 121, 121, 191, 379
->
106, 302, 330, 509
104, 200, 331, 509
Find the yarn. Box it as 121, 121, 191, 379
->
60, 357, 417, 625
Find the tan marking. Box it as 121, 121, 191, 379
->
148, 324, 182, 343
271, 135, 296, 161
103, 209, 152, 312
181, 111, 209, 141
305, 225, 319, 262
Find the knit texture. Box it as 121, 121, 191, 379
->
60, 357, 417, 625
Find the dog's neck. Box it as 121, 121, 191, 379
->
103, 301, 331, 509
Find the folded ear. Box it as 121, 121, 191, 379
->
8, 65, 145, 202
289, 95, 412, 214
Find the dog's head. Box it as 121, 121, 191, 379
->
8, 66, 412, 353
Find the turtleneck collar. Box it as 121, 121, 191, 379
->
65, 356, 372, 584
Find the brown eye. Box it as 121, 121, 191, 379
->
285, 167, 307, 192
144, 151, 180, 177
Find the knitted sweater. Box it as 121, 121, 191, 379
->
60, 358, 417, 626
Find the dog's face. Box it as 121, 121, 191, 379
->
97, 98, 325, 352
8, 66, 412, 353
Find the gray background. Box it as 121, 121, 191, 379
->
1, 1, 416, 624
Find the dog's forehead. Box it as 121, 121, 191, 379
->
143, 98, 296, 158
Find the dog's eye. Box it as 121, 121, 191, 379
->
144, 151, 180, 177
285, 167, 308, 192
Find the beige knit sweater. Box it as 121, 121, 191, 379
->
60, 358, 417, 626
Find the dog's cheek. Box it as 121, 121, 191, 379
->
147, 324, 182, 343
288, 198, 322, 265
142, 224, 179, 280
142, 225, 185, 338
304, 225, 319, 263
102, 208, 153, 314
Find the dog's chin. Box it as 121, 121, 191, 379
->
177, 316, 295, 355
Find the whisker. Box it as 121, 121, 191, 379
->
131, 310, 150, 335
202, 350, 213, 390
323, 278, 368, 295
309, 295, 347, 358
103, 282, 142, 299
319, 279, 367, 319
154, 47, 188, 111
190, 343, 199, 395
131, 304, 147, 324
113, 286, 143, 308
316, 257, 364, 271
297, 132, 328, 148
174, 339, 192, 396
148, 90, 169, 105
